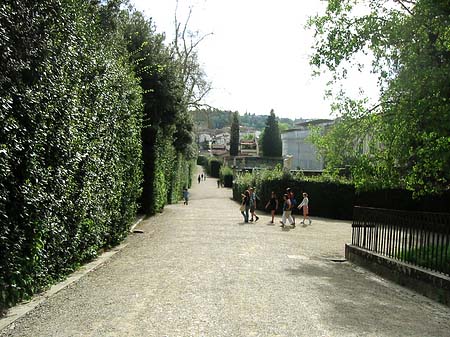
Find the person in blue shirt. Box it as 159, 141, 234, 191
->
183, 188, 189, 205
249, 187, 259, 222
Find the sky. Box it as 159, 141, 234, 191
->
131, 0, 379, 120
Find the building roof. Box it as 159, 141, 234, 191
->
283, 119, 335, 133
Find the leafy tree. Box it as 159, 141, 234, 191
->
121, 9, 195, 213
192, 108, 297, 131
261, 109, 282, 157
172, 1, 212, 108
230, 111, 240, 156
308, 0, 450, 196
278, 122, 290, 133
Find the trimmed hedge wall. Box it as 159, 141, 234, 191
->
198, 155, 222, 178
0, 1, 143, 311
142, 128, 194, 214
233, 171, 450, 220
220, 166, 233, 187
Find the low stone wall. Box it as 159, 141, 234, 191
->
345, 244, 450, 306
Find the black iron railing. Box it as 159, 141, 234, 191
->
352, 206, 450, 275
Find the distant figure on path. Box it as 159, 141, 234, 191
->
298, 192, 311, 225
265, 191, 278, 224
198, 175, 201, 184
201, 173, 204, 181
249, 187, 259, 222
280, 193, 294, 228
217, 179, 220, 188
183, 188, 189, 205
241, 190, 250, 223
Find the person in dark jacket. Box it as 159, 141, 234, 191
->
265, 191, 279, 224
241, 190, 250, 223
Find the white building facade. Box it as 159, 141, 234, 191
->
281, 119, 334, 171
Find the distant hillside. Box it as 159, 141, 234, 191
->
192, 108, 299, 130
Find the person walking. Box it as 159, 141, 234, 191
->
265, 191, 278, 224
198, 175, 201, 184
240, 190, 250, 223
182, 188, 189, 205
249, 187, 259, 222
217, 179, 220, 188
298, 192, 311, 225
201, 173, 204, 181
286, 188, 297, 225
280, 193, 294, 228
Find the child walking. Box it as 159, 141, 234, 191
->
298, 192, 311, 225
183, 188, 189, 205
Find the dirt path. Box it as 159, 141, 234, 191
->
2, 167, 450, 336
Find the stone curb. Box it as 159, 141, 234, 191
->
0, 215, 146, 332
345, 244, 450, 306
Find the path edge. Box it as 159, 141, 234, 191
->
0, 215, 146, 332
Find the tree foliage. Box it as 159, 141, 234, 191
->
192, 108, 298, 130
230, 111, 240, 156
121, 9, 196, 214
308, 0, 450, 196
261, 109, 282, 157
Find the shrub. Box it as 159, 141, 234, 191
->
207, 157, 222, 178
197, 155, 208, 167
220, 166, 233, 187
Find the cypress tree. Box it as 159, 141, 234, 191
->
230, 111, 240, 156
262, 109, 282, 157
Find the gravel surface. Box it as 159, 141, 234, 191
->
2, 167, 450, 336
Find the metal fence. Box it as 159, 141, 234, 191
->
352, 206, 450, 275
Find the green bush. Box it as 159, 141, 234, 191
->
220, 166, 233, 187
399, 245, 450, 275
0, 0, 142, 311
208, 157, 222, 178
197, 155, 208, 167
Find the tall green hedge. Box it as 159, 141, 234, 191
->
0, 0, 142, 312
220, 166, 233, 187
123, 9, 195, 215
233, 169, 450, 220
141, 128, 194, 214
200, 156, 222, 178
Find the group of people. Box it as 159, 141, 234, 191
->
239, 187, 260, 223
240, 187, 310, 227
197, 173, 206, 184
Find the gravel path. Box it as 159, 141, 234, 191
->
2, 167, 450, 336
